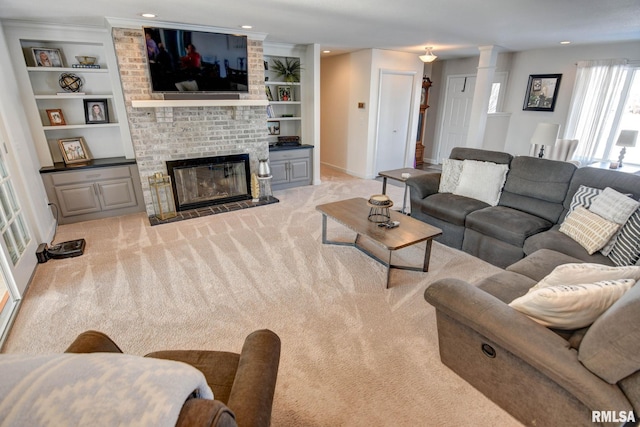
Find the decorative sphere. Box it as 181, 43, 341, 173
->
58, 73, 83, 92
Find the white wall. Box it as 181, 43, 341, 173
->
320, 48, 423, 178
429, 41, 640, 159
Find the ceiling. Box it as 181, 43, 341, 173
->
1, 0, 639, 59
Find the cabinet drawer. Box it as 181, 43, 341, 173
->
269, 149, 311, 162
50, 166, 132, 186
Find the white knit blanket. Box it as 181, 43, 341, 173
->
0, 353, 213, 427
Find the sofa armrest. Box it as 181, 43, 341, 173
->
406, 172, 441, 200
227, 329, 281, 427
64, 330, 124, 354
424, 279, 631, 411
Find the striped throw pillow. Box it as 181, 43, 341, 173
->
608, 209, 640, 266
560, 206, 620, 255
565, 185, 602, 221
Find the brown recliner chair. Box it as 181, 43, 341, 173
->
65, 329, 281, 427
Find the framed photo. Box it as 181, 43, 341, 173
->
523, 74, 562, 111
267, 121, 280, 135
46, 109, 66, 126
31, 47, 63, 67
277, 85, 292, 102
265, 86, 274, 101
83, 99, 109, 124
58, 137, 90, 165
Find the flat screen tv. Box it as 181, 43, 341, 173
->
143, 27, 248, 93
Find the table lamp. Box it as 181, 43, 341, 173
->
616, 130, 638, 167
531, 123, 560, 158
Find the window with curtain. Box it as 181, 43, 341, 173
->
565, 59, 640, 165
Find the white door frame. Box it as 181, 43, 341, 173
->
373, 69, 418, 175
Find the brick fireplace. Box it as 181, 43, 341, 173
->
111, 27, 269, 217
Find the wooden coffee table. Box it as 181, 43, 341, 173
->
316, 197, 442, 288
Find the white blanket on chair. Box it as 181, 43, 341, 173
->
0, 353, 213, 427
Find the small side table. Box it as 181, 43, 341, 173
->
378, 168, 431, 214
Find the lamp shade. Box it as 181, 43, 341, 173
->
616, 130, 638, 148
419, 47, 437, 63
530, 123, 560, 147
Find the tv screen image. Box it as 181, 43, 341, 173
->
144, 27, 248, 93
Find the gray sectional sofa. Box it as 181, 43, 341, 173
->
412, 147, 640, 425
407, 147, 640, 268
425, 249, 640, 427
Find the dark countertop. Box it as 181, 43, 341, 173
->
269, 144, 314, 152
40, 157, 136, 174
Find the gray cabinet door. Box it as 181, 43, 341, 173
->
289, 158, 310, 183
97, 178, 137, 210
270, 160, 289, 185
55, 183, 101, 216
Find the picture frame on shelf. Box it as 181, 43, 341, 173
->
523, 74, 562, 111
266, 86, 274, 101
46, 109, 66, 126
31, 47, 63, 67
83, 99, 109, 124
277, 86, 292, 102
58, 137, 90, 165
267, 121, 280, 135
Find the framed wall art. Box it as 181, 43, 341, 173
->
277, 86, 292, 101
83, 99, 109, 124
31, 47, 63, 67
523, 74, 562, 111
58, 137, 90, 165
46, 109, 66, 126
267, 121, 280, 135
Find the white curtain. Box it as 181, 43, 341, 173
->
565, 59, 628, 164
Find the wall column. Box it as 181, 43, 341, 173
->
465, 45, 500, 148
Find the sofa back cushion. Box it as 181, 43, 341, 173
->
449, 147, 513, 165
578, 282, 640, 384
499, 156, 576, 223
561, 167, 640, 220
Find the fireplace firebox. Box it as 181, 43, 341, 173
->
166, 154, 252, 212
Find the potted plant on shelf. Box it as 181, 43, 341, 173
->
271, 58, 301, 83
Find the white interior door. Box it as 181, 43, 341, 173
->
375, 71, 415, 173
437, 75, 476, 162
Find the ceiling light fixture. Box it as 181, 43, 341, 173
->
141, 13, 156, 18
560, 41, 571, 45
419, 47, 438, 63
241, 25, 253, 29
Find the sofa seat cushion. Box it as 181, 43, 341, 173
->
465, 206, 552, 247
420, 192, 489, 226
524, 227, 615, 265
506, 249, 584, 283
579, 281, 640, 384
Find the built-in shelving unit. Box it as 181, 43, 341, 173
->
4, 21, 135, 167
264, 55, 303, 144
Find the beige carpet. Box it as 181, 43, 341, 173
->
3, 167, 521, 426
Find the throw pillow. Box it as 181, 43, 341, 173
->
509, 279, 635, 329
438, 158, 464, 193
559, 206, 620, 255
531, 262, 640, 292
453, 160, 509, 206
565, 185, 602, 220
608, 209, 640, 266
589, 187, 640, 225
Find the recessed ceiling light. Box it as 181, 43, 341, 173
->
141, 13, 156, 18
323, 50, 331, 54
560, 41, 571, 45
241, 25, 253, 29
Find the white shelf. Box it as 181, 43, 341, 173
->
268, 117, 301, 121
130, 99, 269, 108
270, 101, 301, 105
265, 81, 301, 86
43, 123, 119, 131
27, 67, 108, 73
35, 94, 114, 100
